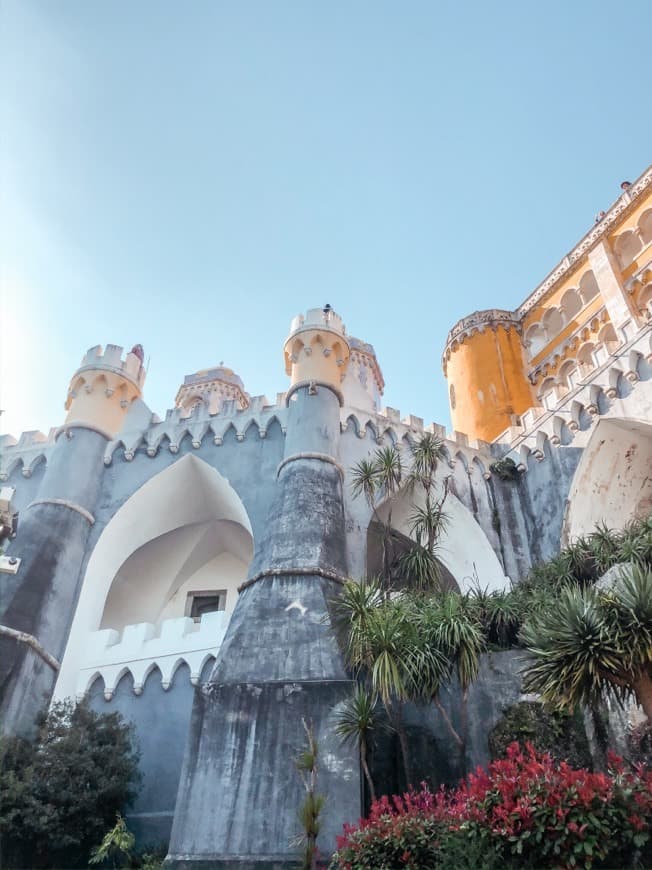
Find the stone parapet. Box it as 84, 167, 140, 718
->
73, 611, 229, 700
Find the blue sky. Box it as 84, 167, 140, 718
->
1, 0, 651, 438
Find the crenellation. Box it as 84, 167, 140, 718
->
75, 611, 229, 699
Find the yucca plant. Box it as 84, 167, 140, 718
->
330, 577, 384, 671
334, 685, 383, 801
521, 565, 652, 723
416, 593, 485, 761
469, 586, 522, 648
395, 534, 441, 590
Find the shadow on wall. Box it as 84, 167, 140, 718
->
369, 650, 526, 797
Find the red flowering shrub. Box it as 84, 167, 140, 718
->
331, 743, 652, 869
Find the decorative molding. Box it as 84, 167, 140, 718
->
55, 421, 114, 442
285, 380, 345, 407
277, 452, 345, 480
239, 566, 348, 592
442, 309, 521, 372
27, 498, 95, 525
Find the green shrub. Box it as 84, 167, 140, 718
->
489, 701, 592, 769
0, 699, 140, 868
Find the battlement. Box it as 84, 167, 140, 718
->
288, 306, 346, 338
73, 610, 228, 700
76, 344, 146, 390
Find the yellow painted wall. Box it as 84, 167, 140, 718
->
447, 324, 536, 442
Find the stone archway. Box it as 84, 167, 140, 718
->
371, 483, 509, 593
54, 454, 253, 699
563, 418, 652, 542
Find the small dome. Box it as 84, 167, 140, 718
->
175, 366, 248, 415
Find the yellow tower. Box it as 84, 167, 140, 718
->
442, 310, 535, 442
64, 344, 146, 439
283, 305, 351, 394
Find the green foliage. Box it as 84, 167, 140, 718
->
489, 701, 593, 769
520, 564, 652, 721
294, 719, 325, 870
331, 744, 652, 869
334, 686, 382, 747
90, 814, 135, 867
489, 456, 520, 481
0, 699, 140, 869
351, 436, 450, 594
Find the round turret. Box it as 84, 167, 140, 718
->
175, 366, 249, 416
283, 306, 351, 396
64, 344, 146, 438
442, 310, 535, 442
341, 337, 385, 411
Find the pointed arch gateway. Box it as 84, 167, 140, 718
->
369, 480, 509, 593
54, 454, 253, 699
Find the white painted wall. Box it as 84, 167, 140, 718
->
564, 418, 652, 539
54, 455, 253, 701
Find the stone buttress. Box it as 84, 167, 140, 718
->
0, 345, 145, 736
166, 309, 361, 868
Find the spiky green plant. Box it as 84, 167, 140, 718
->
330, 577, 384, 670
395, 536, 441, 590
334, 686, 383, 802
521, 565, 652, 722
294, 719, 325, 870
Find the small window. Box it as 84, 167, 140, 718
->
449, 384, 456, 410
185, 590, 226, 622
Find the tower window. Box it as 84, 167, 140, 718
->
185, 590, 226, 622
449, 384, 456, 409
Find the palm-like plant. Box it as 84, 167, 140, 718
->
334, 685, 383, 801
396, 536, 441, 590
415, 593, 484, 759
521, 565, 652, 722
330, 577, 384, 671
407, 432, 447, 492
350, 458, 380, 513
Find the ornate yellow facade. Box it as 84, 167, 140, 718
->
443, 166, 652, 442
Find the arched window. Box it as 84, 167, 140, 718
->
635, 284, 652, 318
638, 209, 652, 245
538, 376, 557, 409
577, 342, 596, 373
614, 230, 642, 270
558, 360, 578, 391
560, 288, 582, 324
579, 270, 599, 304
524, 323, 546, 357
597, 322, 619, 352
542, 307, 563, 342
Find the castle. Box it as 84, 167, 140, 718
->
1, 164, 651, 867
